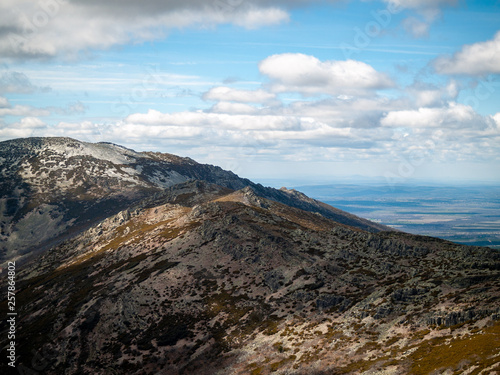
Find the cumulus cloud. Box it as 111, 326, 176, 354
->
433, 31, 500, 75
30, 109, 361, 153
0, 0, 354, 60
494, 113, 500, 128
407, 80, 459, 107
231, 6, 290, 29
203, 87, 276, 103
209, 102, 260, 115
0, 96, 9, 108
259, 53, 394, 96
281, 96, 404, 129
51, 102, 498, 168
0, 105, 50, 117
113, 111, 363, 150
0, 95, 51, 117
76, 107, 370, 154
0, 116, 47, 139
15, 116, 47, 129
380, 102, 491, 130
0, 0, 464, 60
125, 109, 303, 131
2, 96, 499, 172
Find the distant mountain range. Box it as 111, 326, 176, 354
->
1, 137, 499, 375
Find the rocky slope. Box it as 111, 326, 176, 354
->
0, 138, 499, 374
0, 137, 388, 265
1, 180, 500, 374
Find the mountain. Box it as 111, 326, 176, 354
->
0, 137, 388, 266
1, 137, 499, 375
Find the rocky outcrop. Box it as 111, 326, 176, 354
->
0, 137, 389, 265
0, 138, 499, 375
1, 180, 499, 375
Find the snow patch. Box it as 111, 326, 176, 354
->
45, 139, 142, 165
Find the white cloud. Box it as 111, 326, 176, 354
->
210, 102, 259, 115
232, 6, 289, 29
259, 53, 394, 96
494, 113, 500, 127
281, 96, 403, 129
47, 111, 361, 152
115, 112, 362, 150
434, 31, 500, 75
125, 109, 303, 131
491, 112, 500, 136
0, 96, 9, 108
407, 80, 459, 107
203, 87, 276, 103
0, 105, 50, 117
0, 116, 47, 140
2, 96, 499, 176
380, 102, 491, 129
16, 116, 47, 129
0, 0, 464, 60
0, 0, 346, 60
0, 95, 51, 116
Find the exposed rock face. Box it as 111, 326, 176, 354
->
0, 138, 499, 375
0, 137, 388, 265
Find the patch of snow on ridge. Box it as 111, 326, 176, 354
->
103, 167, 141, 184
120, 166, 140, 176
46, 140, 140, 165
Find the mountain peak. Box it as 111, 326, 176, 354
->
0, 137, 499, 374
0, 137, 388, 265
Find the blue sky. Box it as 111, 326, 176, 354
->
1, 0, 499, 184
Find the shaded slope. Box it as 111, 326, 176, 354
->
1, 181, 499, 375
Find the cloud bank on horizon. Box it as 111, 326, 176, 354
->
0, 0, 499, 182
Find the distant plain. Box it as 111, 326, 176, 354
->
289, 183, 500, 250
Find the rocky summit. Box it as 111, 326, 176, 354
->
0, 137, 499, 375
0, 137, 386, 266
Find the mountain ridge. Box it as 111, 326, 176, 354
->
2, 179, 499, 374
0, 137, 390, 265
0, 137, 499, 374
